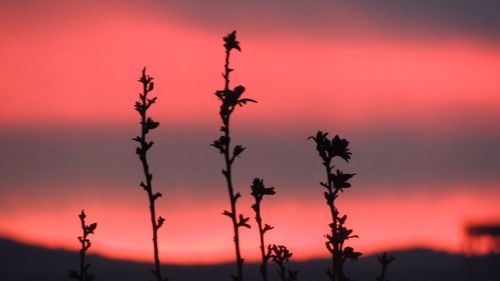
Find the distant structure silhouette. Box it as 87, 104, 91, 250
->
466, 222, 500, 254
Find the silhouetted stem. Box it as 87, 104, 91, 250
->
135, 69, 165, 281
70, 210, 96, 281
311, 132, 358, 281
256, 211, 268, 281
78, 219, 88, 281
222, 47, 244, 281
323, 162, 339, 281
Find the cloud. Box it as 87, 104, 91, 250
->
1, 125, 499, 198
2, 1, 499, 40
153, 0, 500, 40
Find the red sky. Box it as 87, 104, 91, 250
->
0, 1, 499, 264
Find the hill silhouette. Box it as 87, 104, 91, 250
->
1, 238, 498, 281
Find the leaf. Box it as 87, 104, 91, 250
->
343, 246, 362, 260
79, 210, 86, 220
222, 210, 233, 218
324, 191, 334, 205
237, 98, 257, 106
145, 141, 154, 151
233, 145, 246, 158
234, 192, 241, 201
157, 216, 165, 229
88, 223, 97, 233
152, 192, 162, 200
145, 117, 160, 130
238, 214, 251, 228
331, 135, 352, 162
330, 169, 356, 191
263, 224, 274, 233
223, 30, 241, 51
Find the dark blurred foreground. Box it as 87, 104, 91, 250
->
1, 238, 498, 281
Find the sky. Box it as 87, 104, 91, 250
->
0, 0, 499, 264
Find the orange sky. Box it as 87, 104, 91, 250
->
1, 184, 499, 264
0, 1, 499, 264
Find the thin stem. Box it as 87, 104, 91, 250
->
251, 178, 274, 281
215, 31, 254, 281
256, 208, 268, 281
135, 69, 165, 281
222, 48, 244, 281
70, 210, 96, 281
78, 224, 87, 281
324, 162, 337, 281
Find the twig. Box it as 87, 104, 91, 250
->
69, 210, 97, 281
133, 68, 166, 281
309, 131, 361, 281
212, 30, 256, 281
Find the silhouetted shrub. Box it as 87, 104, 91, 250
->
309, 131, 361, 281
212, 30, 256, 281
250, 178, 276, 281
69, 210, 97, 281
133, 68, 167, 281
269, 244, 299, 281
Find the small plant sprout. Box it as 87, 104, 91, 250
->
212, 30, 256, 281
309, 131, 361, 281
69, 210, 97, 281
133, 68, 167, 281
269, 244, 299, 281
376, 252, 396, 281
250, 178, 276, 281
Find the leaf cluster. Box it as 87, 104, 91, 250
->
269, 245, 299, 281
69, 210, 97, 281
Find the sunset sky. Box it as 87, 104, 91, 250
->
0, 0, 499, 264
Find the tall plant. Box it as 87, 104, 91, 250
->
212, 30, 256, 281
69, 210, 97, 281
250, 178, 275, 281
309, 131, 361, 281
133, 68, 167, 281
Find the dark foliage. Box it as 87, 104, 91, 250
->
250, 178, 276, 281
212, 30, 256, 281
133, 68, 167, 281
309, 131, 361, 281
270, 245, 299, 281
69, 210, 97, 281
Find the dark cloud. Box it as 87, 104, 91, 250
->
153, 0, 500, 40
2, 1, 499, 40
1, 125, 499, 199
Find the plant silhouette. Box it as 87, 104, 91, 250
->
133, 68, 167, 281
376, 252, 395, 281
69, 210, 97, 281
309, 131, 361, 281
250, 178, 276, 281
212, 30, 256, 281
269, 244, 299, 281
